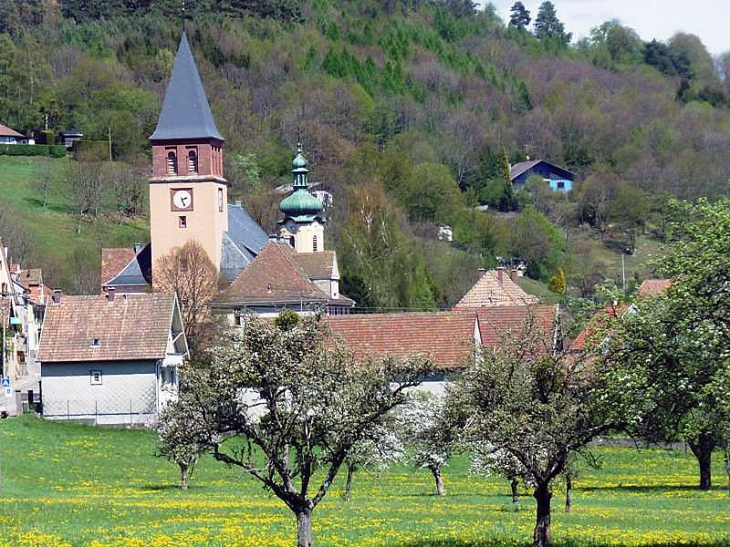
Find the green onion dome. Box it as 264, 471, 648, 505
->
279, 143, 324, 222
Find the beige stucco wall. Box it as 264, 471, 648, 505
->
279, 220, 324, 254
150, 181, 228, 278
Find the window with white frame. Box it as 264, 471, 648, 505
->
90, 370, 102, 385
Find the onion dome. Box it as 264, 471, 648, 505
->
280, 143, 324, 223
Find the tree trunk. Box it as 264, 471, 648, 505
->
533, 484, 552, 547
296, 507, 313, 547
565, 475, 572, 513
510, 477, 519, 504
723, 448, 730, 493
179, 463, 189, 491
688, 434, 715, 490
431, 466, 445, 496
344, 463, 354, 502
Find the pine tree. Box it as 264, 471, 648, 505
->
534, 1, 571, 47
508, 2, 531, 31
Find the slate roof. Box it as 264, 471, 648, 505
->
0, 123, 23, 138
149, 32, 224, 142
101, 245, 152, 289
477, 305, 558, 349
326, 311, 478, 370
509, 159, 576, 182
101, 249, 135, 287
455, 270, 539, 308
215, 242, 331, 307
296, 251, 336, 279
637, 279, 671, 298
220, 204, 269, 282
38, 293, 178, 363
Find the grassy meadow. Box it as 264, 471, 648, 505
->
0, 415, 728, 547
0, 156, 148, 268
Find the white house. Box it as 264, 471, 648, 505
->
37, 291, 188, 425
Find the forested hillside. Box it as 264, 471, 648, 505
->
1, 0, 728, 307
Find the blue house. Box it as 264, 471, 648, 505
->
510, 159, 576, 193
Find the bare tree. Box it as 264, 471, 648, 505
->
160, 316, 430, 547
67, 161, 104, 233
155, 241, 219, 351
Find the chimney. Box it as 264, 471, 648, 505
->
106, 287, 116, 303
496, 266, 505, 285
526, 154, 531, 161
510, 269, 518, 283
52, 289, 62, 304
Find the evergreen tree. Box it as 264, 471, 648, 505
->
508, 2, 531, 30
534, 1, 571, 47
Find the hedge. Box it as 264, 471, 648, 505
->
0, 144, 66, 158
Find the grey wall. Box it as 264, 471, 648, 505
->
42, 360, 158, 425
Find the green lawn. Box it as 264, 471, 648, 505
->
0, 156, 148, 267
0, 416, 727, 547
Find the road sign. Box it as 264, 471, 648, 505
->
2, 378, 10, 396
1, 378, 9, 388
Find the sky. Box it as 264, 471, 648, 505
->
478, 1, 729, 55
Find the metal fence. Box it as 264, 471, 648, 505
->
43, 393, 157, 425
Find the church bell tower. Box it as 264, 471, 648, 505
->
149, 32, 228, 277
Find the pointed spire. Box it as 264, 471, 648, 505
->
150, 32, 224, 142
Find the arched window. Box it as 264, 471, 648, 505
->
167, 151, 177, 175
188, 150, 198, 174
312, 235, 318, 252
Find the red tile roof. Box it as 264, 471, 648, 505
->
637, 279, 671, 298
216, 242, 331, 306
571, 304, 626, 352
101, 248, 136, 289
477, 305, 558, 349
0, 123, 23, 138
455, 270, 539, 308
295, 251, 336, 279
325, 311, 477, 370
38, 293, 177, 363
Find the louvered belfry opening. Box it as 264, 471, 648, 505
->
167, 151, 177, 175
188, 149, 198, 174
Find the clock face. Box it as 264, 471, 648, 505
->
171, 189, 193, 211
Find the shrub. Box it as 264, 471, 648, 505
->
0, 144, 66, 158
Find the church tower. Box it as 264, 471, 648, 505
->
149, 32, 228, 276
279, 144, 325, 253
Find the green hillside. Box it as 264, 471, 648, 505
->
0, 0, 724, 307
0, 156, 148, 292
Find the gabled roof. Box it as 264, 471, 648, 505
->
215, 242, 331, 307
38, 293, 181, 363
509, 159, 575, 182
101, 245, 152, 289
149, 32, 224, 142
455, 270, 539, 308
101, 249, 136, 287
477, 305, 558, 349
17, 268, 42, 287
637, 279, 671, 298
0, 123, 23, 138
326, 311, 478, 370
571, 304, 628, 352
296, 251, 336, 279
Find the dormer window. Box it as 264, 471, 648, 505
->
188, 149, 198, 174
167, 151, 178, 175
91, 338, 100, 347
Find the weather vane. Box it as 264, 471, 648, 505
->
181, 0, 186, 32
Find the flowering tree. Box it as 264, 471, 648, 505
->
470, 442, 528, 504
398, 392, 458, 496
455, 324, 609, 547
159, 316, 430, 547
599, 199, 730, 490
342, 425, 405, 501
